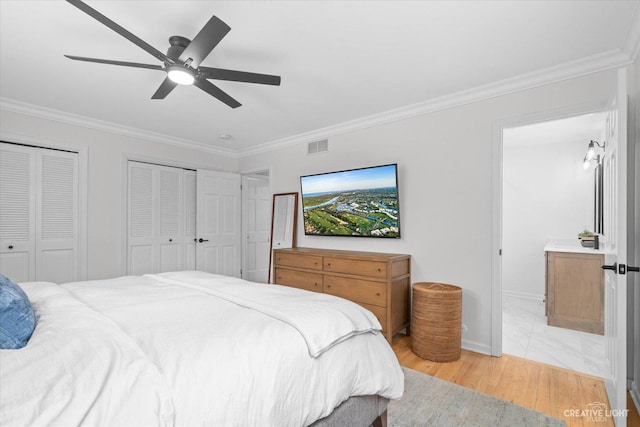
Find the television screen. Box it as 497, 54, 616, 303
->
300, 163, 401, 238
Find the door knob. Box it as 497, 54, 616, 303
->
601, 263, 617, 272
198, 238, 209, 243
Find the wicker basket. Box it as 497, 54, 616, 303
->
411, 282, 462, 362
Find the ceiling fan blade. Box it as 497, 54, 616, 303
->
151, 77, 178, 99
65, 55, 164, 70
178, 16, 230, 68
198, 67, 281, 86
193, 78, 241, 108
66, 0, 173, 65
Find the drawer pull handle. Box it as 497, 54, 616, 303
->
377, 268, 381, 272
376, 292, 381, 296
326, 285, 331, 288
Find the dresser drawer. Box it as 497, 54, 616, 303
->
274, 268, 322, 292
275, 253, 322, 270
323, 258, 387, 278
358, 302, 387, 332
323, 276, 387, 307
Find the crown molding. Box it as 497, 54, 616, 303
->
0, 97, 238, 158
239, 48, 632, 157
1, 43, 634, 160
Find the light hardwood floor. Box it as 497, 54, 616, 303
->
391, 334, 640, 427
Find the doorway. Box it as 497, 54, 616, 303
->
500, 111, 608, 377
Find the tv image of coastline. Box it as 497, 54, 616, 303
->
302, 187, 399, 237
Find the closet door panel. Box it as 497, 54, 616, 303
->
128, 162, 156, 274
0, 144, 35, 282
129, 245, 154, 276
38, 152, 78, 282
184, 171, 197, 270
40, 249, 75, 284
158, 167, 183, 272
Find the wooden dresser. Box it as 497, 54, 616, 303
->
273, 247, 411, 343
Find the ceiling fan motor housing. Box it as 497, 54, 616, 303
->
167, 36, 191, 61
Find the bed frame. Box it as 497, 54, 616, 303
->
310, 395, 388, 427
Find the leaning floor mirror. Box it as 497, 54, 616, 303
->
268, 192, 298, 283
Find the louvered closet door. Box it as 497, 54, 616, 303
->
37, 150, 79, 283
128, 162, 156, 275
127, 161, 195, 274
0, 143, 78, 283
184, 170, 197, 269
0, 144, 36, 282
158, 166, 184, 272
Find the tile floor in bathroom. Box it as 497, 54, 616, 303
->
502, 295, 606, 378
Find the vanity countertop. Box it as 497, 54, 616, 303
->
544, 239, 605, 254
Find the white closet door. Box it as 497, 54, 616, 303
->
196, 170, 241, 277
37, 151, 79, 283
0, 144, 36, 282
158, 166, 183, 272
128, 162, 156, 275
184, 170, 197, 270
0, 143, 78, 283
127, 161, 196, 274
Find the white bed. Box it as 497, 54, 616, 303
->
0, 271, 404, 426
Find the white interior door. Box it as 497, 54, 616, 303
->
602, 68, 628, 425
196, 170, 241, 277
241, 175, 270, 282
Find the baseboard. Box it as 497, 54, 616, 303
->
502, 290, 544, 302
462, 339, 492, 356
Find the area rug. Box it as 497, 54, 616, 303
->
388, 367, 566, 426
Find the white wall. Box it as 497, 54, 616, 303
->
239, 70, 616, 353
502, 139, 595, 299
0, 110, 237, 280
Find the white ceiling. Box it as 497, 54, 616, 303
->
504, 112, 609, 148
0, 1, 638, 156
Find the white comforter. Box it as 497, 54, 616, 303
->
0, 282, 174, 427
2, 272, 403, 426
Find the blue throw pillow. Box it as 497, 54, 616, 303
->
0, 274, 36, 349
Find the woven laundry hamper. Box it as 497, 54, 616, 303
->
411, 282, 462, 362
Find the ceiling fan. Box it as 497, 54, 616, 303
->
64, 0, 281, 108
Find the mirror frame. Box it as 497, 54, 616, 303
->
267, 192, 298, 283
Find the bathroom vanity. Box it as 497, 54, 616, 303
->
544, 241, 604, 335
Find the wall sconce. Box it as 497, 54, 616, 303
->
583, 140, 605, 169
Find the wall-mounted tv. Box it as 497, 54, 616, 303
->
300, 163, 401, 238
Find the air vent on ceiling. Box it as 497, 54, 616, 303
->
308, 139, 328, 155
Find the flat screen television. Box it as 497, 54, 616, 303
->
300, 163, 401, 238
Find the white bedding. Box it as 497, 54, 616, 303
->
145, 270, 383, 357
0, 282, 174, 427
34, 271, 404, 426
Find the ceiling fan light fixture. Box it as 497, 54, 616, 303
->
167, 66, 195, 85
